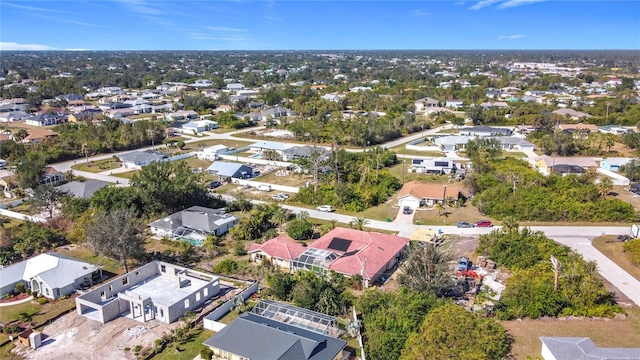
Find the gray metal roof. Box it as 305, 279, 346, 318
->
540, 337, 640, 360
56, 179, 109, 198
148, 206, 237, 233
118, 150, 168, 165
206, 162, 253, 178
0, 252, 99, 290
203, 313, 346, 360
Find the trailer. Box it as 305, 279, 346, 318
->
631, 224, 640, 239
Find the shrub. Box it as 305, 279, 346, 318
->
134, 345, 142, 352
213, 259, 239, 275
286, 218, 314, 240
124, 347, 131, 352
58, 294, 69, 300
25, 288, 32, 295
623, 239, 640, 265
2, 325, 23, 334
37, 297, 49, 305
14, 282, 26, 294
3, 293, 13, 299
200, 347, 214, 360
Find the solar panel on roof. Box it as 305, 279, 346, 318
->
412, 159, 421, 165
327, 237, 352, 252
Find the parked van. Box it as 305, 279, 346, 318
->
0, 159, 6, 169
257, 184, 271, 192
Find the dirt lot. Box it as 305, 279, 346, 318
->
13, 312, 182, 360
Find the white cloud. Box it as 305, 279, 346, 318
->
203, 26, 248, 33
469, 0, 546, 10
411, 9, 430, 16
498, 34, 524, 40
469, 0, 502, 10
0, 42, 55, 51
498, 0, 546, 8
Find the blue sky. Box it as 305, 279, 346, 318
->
1, 1, 638, 50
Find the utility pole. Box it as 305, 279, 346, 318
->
401, 155, 405, 184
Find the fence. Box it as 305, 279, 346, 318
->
203, 282, 259, 332
232, 178, 300, 193
167, 152, 196, 162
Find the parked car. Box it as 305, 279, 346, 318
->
473, 220, 493, 227
403, 206, 412, 215
456, 221, 473, 228
457, 257, 470, 271
208, 181, 222, 189
618, 235, 631, 242
316, 205, 335, 212
277, 192, 290, 199
271, 194, 286, 201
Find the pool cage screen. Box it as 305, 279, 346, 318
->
251, 300, 342, 337
291, 248, 337, 274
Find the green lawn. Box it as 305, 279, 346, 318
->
71, 158, 122, 173
593, 236, 640, 281
181, 157, 213, 170
184, 139, 254, 152
0, 296, 76, 327
56, 246, 122, 274
392, 147, 444, 157
152, 327, 215, 360
112, 170, 139, 179
255, 170, 310, 188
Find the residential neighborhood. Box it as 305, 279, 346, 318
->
0, 47, 639, 360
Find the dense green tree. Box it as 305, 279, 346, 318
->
130, 161, 210, 215
357, 289, 441, 360
15, 152, 46, 189
85, 207, 145, 272
285, 217, 313, 240
400, 303, 512, 360
398, 244, 456, 297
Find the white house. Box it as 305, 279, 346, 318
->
445, 99, 464, 108
179, 120, 218, 134
0, 253, 102, 300
249, 141, 296, 154
415, 97, 439, 112
197, 145, 229, 160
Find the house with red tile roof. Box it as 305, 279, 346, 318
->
250, 228, 409, 287
396, 180, 460, 209
248, 235, 307, 270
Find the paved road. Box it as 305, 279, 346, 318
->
551, 236, 640, 307
50, 126, 640, 306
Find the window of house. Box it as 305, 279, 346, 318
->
196, 292, 201, 302
135, 271, 139, 276
160, 265, 166, 273
122, 277, 129, 286
45, 288, 49, 296
184, 299, 190, 308
160, 309, 164, 318
109, 285, 113, 291
203, 287, 208, 297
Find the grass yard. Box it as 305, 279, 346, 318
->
255, 170, 311, 187
153, 327, 215, 360
56, 245, 122, 274
504, 307, 640, 359
593, 236, 640, 281
357, 202, 399, 222
71, 158, 122, 173
503, 151, 527, 158
610, 186, 640, 209
413, 203, 492, 226
112, 170, 139, 179
180, 157, 213, 170
392, 147, 445, 157
0, 296, 76, 327
185, 139, 254, 152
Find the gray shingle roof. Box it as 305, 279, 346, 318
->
203, 313, 346, 360
56, 179, 109, 198
148, 206, 237, 233
541, 337, 640, 360
0, 252, 99, 290
118, 150, 168, 165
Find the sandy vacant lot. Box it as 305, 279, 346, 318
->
14, 312, 182, 360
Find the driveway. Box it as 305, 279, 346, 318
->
393, 207, 415, 224
549, 236, 640, 307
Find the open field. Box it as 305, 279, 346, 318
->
392, 147, 444, 157
181, 157, 213, 170
593, 236, 640, 281
504, 307, 640, 360
184, 139, 254, 152
610, 186, 640, 208
413, 203, 494, 226
255, 169, 311, 187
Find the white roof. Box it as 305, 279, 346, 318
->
0, 252, 99, 289
250, 141, 295, 151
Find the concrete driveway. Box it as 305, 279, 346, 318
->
393, 206, 415, 224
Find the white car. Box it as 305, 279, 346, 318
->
316, 205, 335, 212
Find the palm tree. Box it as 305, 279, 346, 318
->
349, 217, 370, 231
270, 208, 290, 232
597, 177, 613, 199
14, 129, 28, 142
435, 202, 446, 217
328, 219, 338, 230
296, 211, 309, 221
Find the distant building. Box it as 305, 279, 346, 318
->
540, 337, 640, 360
56, 179, 109, 199
148, 206, 239, 245
118, 150, 169, 169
